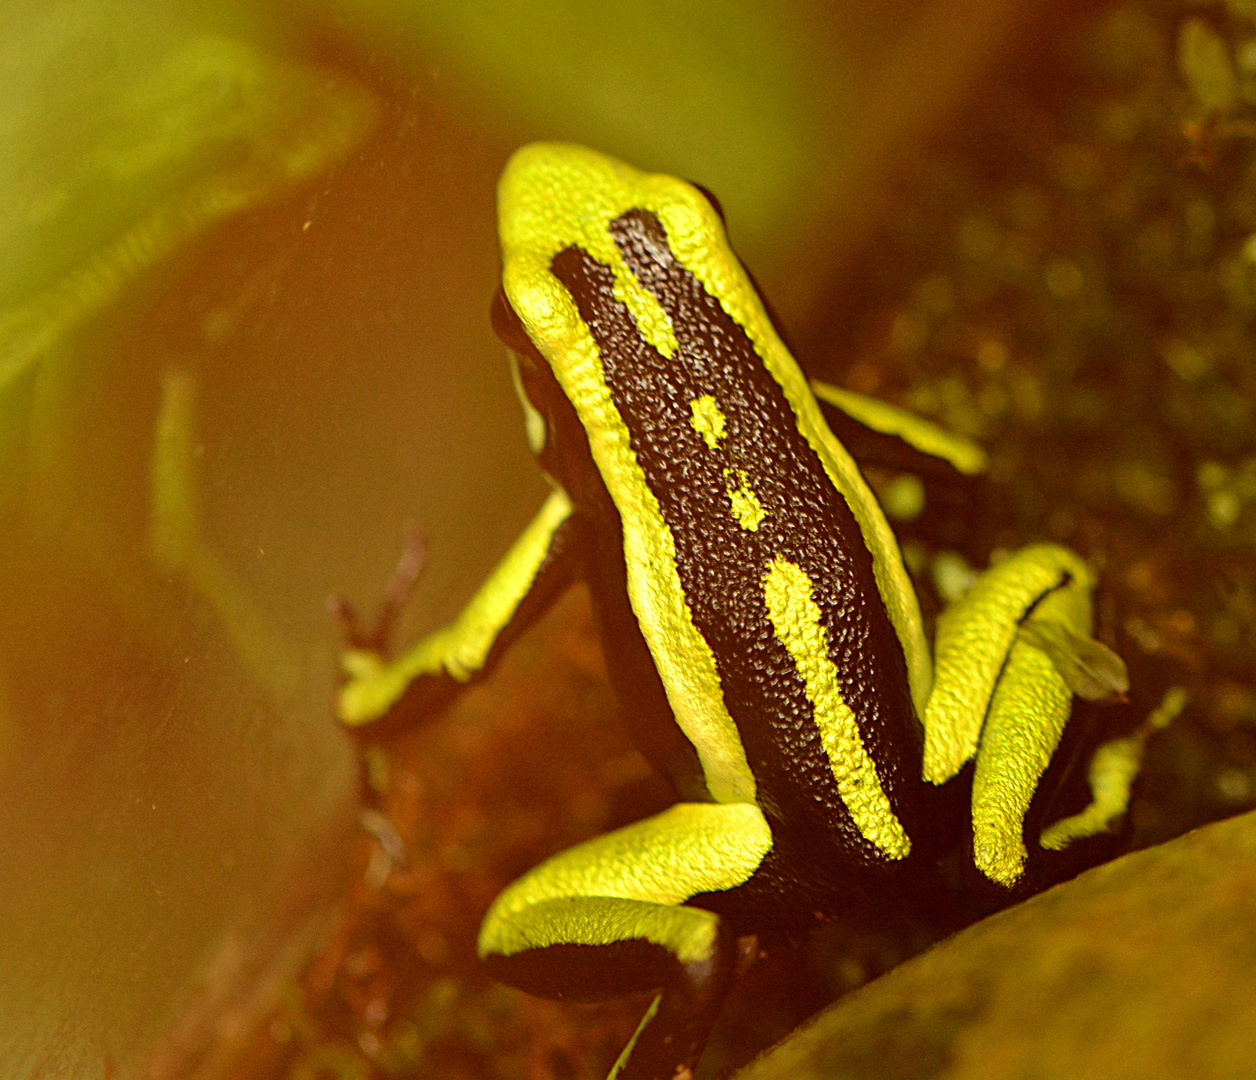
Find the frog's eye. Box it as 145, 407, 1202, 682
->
490, 287, 533, 353
687, 181, 726, 225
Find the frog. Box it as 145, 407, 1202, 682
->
337, 143, 1134, 1080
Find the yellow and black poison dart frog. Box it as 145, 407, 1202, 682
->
339, 144, 1134, 1080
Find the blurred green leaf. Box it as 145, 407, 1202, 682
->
1178, 18, 1237, 116
0, 2, 376, 395
322, 0, 828, 247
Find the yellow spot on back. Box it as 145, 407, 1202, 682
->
689, 394, 726, 450
613, 272, 678, 359
762, 556, 911, 860
725, 469, 766, 531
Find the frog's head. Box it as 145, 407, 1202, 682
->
490, 142, 736, 497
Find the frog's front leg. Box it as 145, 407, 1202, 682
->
478, 802, 773, 1080
338, 487, 581, 734
922, 544, 1129, 887
810, 379, 987, 480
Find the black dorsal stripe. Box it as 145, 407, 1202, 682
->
548, 209, 923, 868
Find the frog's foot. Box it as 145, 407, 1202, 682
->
487, 901, 735, 1080
1017, 616, 1128, 703
923, 544, 1131, 887
329, 527, 427, 656
477, 802, 772, 1080
338, 489, 579, 730
1040, 686, 1187, 852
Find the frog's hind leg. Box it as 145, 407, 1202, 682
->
922, 544, 1130, 889
477, 801, 773, 1080
487, 897, 736, 1079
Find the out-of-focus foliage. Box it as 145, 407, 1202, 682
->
0, 1, 374, 397
316, 0, 830, 252
0, 5, 376, 1078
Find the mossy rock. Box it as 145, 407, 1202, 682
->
736, 811, 1256, 1080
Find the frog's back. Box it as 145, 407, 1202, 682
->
498, 144, 928, 870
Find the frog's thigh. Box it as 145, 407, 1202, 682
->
970, 635, 1071, 886
478, 800, 771, 998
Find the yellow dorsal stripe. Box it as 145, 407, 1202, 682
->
688, 396, 765, 531
498, 144, 757, 806
497, 149, 931, 733
762, 556, 911, 860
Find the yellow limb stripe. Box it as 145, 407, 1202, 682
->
483, 896, 720, 968
923, 544, 1093, 785
478, 801, 771, 964
338, 487, 573, 726
762, 556, 910, 860
809, 380, 988, 476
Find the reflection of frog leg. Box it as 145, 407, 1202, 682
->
479, 802, 772, 1080
923, 545, 1129, 887
150, 369, 300, 702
